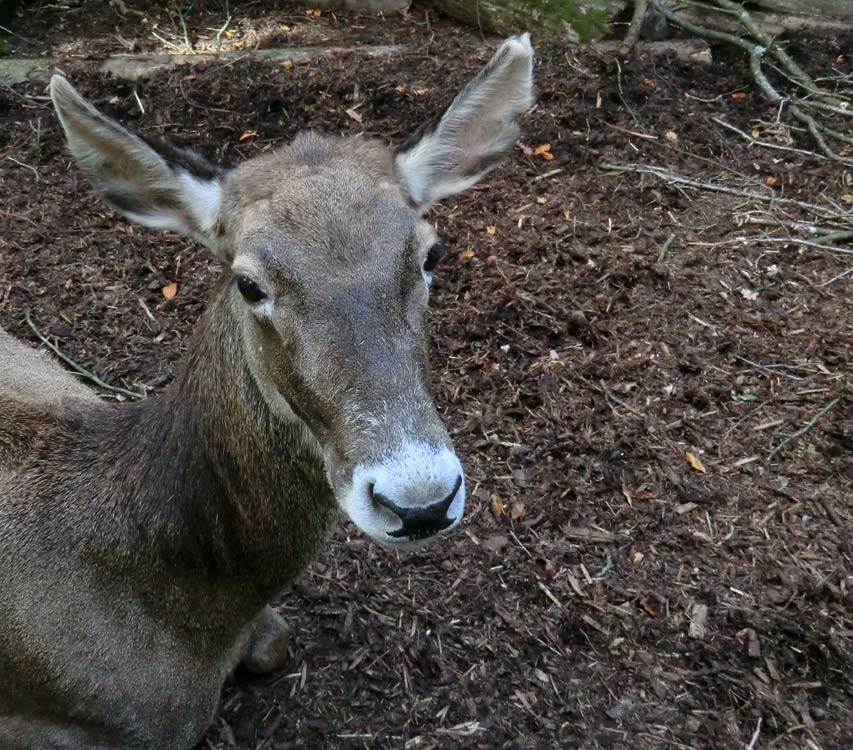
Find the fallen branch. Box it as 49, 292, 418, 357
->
713, 0, 842, 107
768, 398, 841, 461
653, 0, 853, 164
25, 310, 142, 400
618, 0, 648, 56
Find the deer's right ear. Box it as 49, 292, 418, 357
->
395, 34, 534, 213
50, 75, 227, 254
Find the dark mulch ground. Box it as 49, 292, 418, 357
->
1, 4, 852, 750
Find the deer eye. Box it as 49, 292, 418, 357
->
236, 275, 267, 304
423, 240, 447, 274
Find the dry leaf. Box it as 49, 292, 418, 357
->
685, 452, 706, 473
643, 78, 656, 89
841, 194, 853, 205
536, 197, 547, 205
765, 176, 778, 186
239, 131, 258, 141
490, 496, 505, 516
305, 8, 322, 16
162, 282, 178, 300
486, 225, 496, 235
533, 144, 553, 161
280, 59, 293, 70
751, 129, 761, 138
664, 130, 678, 142
279, 24, 291, 31
460, 249, 476, 260
509, 501, 525, 521
731, 91, 747, 100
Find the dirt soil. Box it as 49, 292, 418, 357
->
1, 3, 852, 750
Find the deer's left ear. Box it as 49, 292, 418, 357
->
395, 34, 534, 212
50, 75, 227, 254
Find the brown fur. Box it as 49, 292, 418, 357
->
0, 292, 334, 748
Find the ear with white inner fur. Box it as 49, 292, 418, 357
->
50, 75, 226, 253
395, 33, 534, 212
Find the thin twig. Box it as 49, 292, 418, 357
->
599, 380, 646, 419
25, 310, 142, 400
768, 398, 840, 461
657, 233, 675, 263
746, 717, 762, 750
711, 117, 832, 161
818, 266, 853, 287
791, 95, 853, 121
5, 157, 39, 181
733, 354, 803, 382
789, 103, 853, 165
688, 235, 853, 256
746, 46, 853, 165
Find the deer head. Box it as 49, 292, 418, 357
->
49, 35, 534, 549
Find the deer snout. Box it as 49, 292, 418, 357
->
340, 442, 466, 548
371, 474, 462, 540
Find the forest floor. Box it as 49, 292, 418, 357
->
1, 3, 852, 749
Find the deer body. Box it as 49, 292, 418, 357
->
1, 290, 331, 748
0, 37, 534, 749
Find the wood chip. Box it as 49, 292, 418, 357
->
746, 628, 761, 658
688, 603, 708, 639
562, 525, 616, 543
566, 574, 585, 598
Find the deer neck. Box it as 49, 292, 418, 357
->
106, 275, 336, 595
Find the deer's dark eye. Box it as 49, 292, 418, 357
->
423, 240, 447, 274
236, 275, 267, 304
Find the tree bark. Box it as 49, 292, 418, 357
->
420, 0, 629, 42
751, 0, 853, 18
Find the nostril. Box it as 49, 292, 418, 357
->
370, 483, 408, 524
374, 475, 463, 540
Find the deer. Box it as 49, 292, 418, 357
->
0, 35, 534, 750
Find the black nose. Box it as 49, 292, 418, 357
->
372, 475, 462, 540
